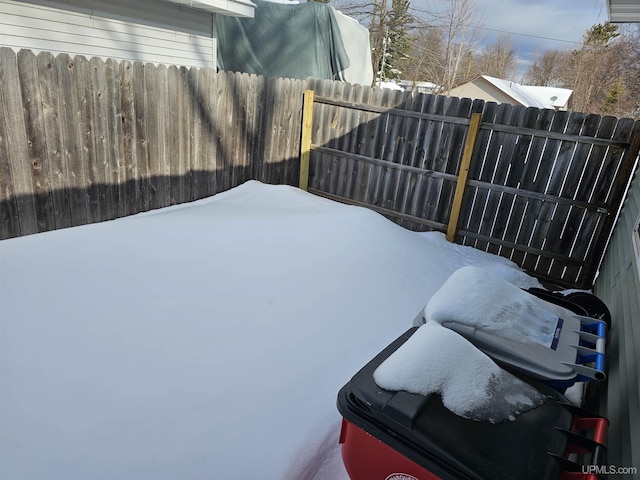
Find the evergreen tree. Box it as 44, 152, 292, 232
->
340, 0, 414, 85
381, 0, 414, 81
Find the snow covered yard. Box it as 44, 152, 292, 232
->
1, 181, 544, 480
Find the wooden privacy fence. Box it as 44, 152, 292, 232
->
3, 48, 640, 289
303, 79, 640, 289
0, 48, 306, 239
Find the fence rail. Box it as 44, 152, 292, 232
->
2, 48, 640, 289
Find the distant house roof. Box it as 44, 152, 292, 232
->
482, 76, 572, 110
446, 75, 573, 111
397, 80, 442, 94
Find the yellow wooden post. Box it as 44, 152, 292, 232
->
299, 89, 315, 191
446, 112, 482, 242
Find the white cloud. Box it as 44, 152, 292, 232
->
476, 0, 607, 50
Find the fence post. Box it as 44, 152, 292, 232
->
299, 89, 315, 191
446, 112, 482, 242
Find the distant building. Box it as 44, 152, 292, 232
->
397, 80, 442, 95
445, 75, 573, 111
1, 0, 256, 70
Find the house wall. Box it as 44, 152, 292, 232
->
0, 0, 217, 68
593, 164, 640, 477
445, 80, 517, 106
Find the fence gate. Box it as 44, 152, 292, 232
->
302, 80, 640, 290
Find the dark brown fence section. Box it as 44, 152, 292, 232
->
305, 78, 640, 289
461, 107, 640, 289
0, 48, 306, 240
306, 78, 483, 231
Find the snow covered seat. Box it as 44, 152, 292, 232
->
415, 266, 606, 388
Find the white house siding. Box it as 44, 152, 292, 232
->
446, 81, 515, 106
0, 0, 217, 68
593, 163, 640, 478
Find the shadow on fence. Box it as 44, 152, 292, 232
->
0, 159, 300, 239
303, 79, 640, 289
0, 48, 304, 239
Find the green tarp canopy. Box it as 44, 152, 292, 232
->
217, 0, 366, 82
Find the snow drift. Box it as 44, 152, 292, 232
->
425, 265, 564, 347
0, 181, 541, 480
373, 321, 545, 423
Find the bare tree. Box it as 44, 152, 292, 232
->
524, 49, 565, 87
564, 23, 619, 112
399, 27, 445, 88
475, 34, 517, 79
439, 0, 483, 90
370, 0, 389, 84
412, 0, 484, 92
615, 25, 640, 117
523, 22, 640, 118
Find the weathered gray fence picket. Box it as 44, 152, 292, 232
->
0, 48, 305, 240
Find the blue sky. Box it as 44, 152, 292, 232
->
472, 0, 609, 77
336, 0, 611, 80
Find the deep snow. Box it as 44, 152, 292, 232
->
373, 320, 545, 423
425, 265, 565, 347
1, 181, 546, 479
